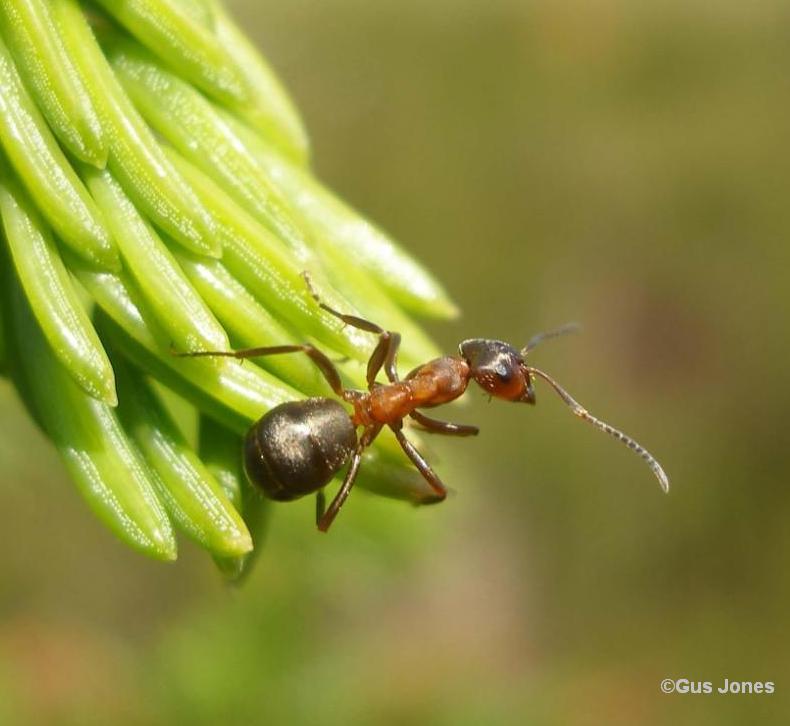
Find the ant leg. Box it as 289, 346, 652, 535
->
317, 451, 362, 532
317, 424, 382, 532
315, 489, 326, 526
302, 273, 401, 385
174, 344, 345, 397
303, 272, 385, 334
366, 331, 401, 386
409, 410, 479, 437
389, 424, 448, 503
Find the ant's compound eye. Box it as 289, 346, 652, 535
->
485, 363, 528, 401
495, 364, 512, 382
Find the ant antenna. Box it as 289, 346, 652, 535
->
525, 366, 670, 493
521, 323, 580, 357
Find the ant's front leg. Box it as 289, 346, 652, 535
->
409, 410, 479, 437
302, 272, 400, 387
365, 331, 401, 387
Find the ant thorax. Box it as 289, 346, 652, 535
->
357, 357, 471, 426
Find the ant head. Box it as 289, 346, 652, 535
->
459, 339, 535, 403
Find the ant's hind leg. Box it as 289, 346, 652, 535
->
316, 489, 326, 526
317, 424, 382, 532
390, 424, 448, 503
409, 410, 479, 437
174, 344, 345, 397
318, 451, 362, 532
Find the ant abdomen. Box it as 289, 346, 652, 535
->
244, 398, 358, 502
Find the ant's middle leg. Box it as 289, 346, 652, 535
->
389, 423, 448, 503
302, 272, 401, 386
174, 344, 345, 397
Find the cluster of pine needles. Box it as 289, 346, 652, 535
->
0, 0, 456, 578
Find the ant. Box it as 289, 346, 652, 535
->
177, 274, 669, 532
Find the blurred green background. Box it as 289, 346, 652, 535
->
1, 0, 788, 723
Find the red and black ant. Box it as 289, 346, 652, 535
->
178, 274, 669, 532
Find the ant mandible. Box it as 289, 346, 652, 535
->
178, 274, 669, 532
